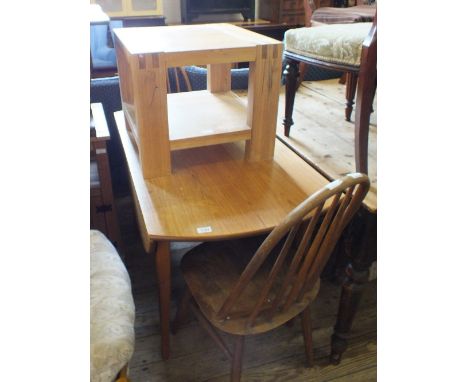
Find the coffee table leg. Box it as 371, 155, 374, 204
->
155, 240, 171, 360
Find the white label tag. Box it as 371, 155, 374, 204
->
197, 226, 212, 234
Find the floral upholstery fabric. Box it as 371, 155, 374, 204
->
284, 22, 373, 67
91, 230, 135, 382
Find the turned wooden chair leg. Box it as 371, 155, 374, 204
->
231, 335, 245, 382
189, 301, 233, 361
338, 72, 347, 85
172, 286, 192, 334
283, 58, 300, 137
297, 62, 308, 90
300, 305, 314, 367
354, 69, 376, 174
345, 72, 358, 122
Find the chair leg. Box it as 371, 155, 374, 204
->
283, 58, 300, 137
338, 72, 346, 85
231, 335, 245, 382
345, 72, 358, 122
354, 68, 376, 174
300, 305, 314, 367
297, 62, 308, 90
189, 301, 233, 361
172, 286, 192, 334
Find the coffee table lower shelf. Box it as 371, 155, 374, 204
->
123, 90, 252, 152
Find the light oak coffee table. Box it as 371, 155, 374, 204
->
113, 23, 283, 178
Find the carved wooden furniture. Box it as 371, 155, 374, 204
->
113, 23, 283, 179
173, 173, 369, 381
258, 0, 359, 25
283, 7, 376, 173
181, 0, 255, 23
114, 108, 333, 360
258, 0, 308, 25
311, 1, 376, 25
90, 230, 135, 382
90, 103, 121, 248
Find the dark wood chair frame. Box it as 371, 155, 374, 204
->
283, 0, 377, 174
173, 173, 370, 381
90, 103, 121, 248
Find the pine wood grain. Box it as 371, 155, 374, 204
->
207, 63, 232, 93
115, 110, 331, 241
113, 23, 280, 65
167, 90, 251, 150
235, 79, 377, 212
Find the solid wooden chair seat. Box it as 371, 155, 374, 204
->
181, 236, 321, 336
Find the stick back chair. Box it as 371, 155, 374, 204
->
283, 0, 376, 174
173, 173, 370, 381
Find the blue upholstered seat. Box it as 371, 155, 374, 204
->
90, 21, 122, 70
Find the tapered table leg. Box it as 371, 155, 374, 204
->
330, 209, 376, 364
155, 241, 172, 360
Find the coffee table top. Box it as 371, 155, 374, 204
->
113, 23, 282, 56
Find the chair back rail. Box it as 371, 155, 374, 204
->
303, 0, 314, 27
355, 14, 376, 173
216, 173, 370, 328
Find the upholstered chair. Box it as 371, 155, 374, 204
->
283, 3, 376, 173
90, 230, 135, 382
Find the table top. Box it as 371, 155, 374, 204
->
113, 23, 282, 56
115, 110, 330, 247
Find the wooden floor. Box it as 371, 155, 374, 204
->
115, 79, 377, 381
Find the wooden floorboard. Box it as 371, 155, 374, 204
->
114, 79, 377, 381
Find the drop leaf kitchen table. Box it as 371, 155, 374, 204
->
115, 110, 332, 360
